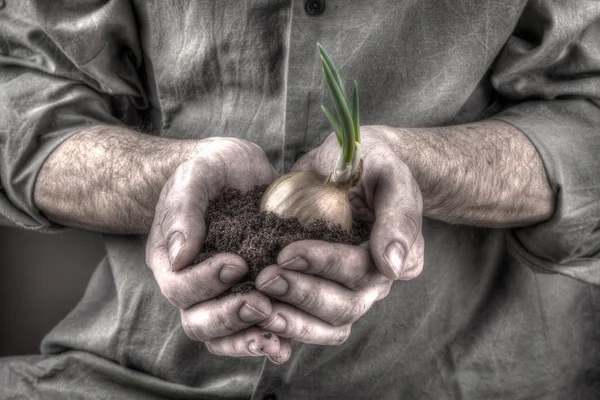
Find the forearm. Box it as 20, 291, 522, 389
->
33, 125, 199, 233
382, 120, 556, 228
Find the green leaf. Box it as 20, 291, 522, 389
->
321, 58, 354, 164
317, 43, 348, 102
352, 80, 360, 143
321, 105, 343, 147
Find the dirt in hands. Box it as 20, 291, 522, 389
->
193, 185, 371, 293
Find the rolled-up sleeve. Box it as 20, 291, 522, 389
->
0, 0, 146, 230
491, 0, 600, 283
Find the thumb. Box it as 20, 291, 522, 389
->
290, 148, 317, 173
291, 132, 346, 174
366, 154, 423, 280
157, 157, 223, 271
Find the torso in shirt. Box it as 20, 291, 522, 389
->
132, 0, 518, 171
38, 2, 597, 399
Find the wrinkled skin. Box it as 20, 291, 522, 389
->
255, 127, 424, 347
146, 128, 424, 363
146, 138, 292, 363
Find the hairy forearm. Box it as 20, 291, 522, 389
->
382, 120, 556, 228
34, 125, 199, 233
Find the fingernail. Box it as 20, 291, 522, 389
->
268, 355, 286, 365
168, 232, 185, 266
261, 315, 287, 333
248, 340, 264, 356
279, 257, 308, 271
219, 265, 246, 283
384, 242, 405, 279
258, 275, 289, 296
239, 302, 268, 322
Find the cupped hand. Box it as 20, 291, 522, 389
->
145, 137, 292, 363
255, 126, 424, 345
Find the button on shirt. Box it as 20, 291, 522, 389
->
305, 0, 326, 16
0, 1, 599, 399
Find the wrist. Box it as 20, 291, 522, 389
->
367, 125, 438, 200
372, 122, 555, 227
140, 135, 202, 186
34, 125, 206, 233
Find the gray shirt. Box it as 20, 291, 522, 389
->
1, 0, 599, 398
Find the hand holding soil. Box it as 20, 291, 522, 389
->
146, 137, 293, 363
146, 47, 424, 365
252, 127, 424, 346
291, 126, 425, 281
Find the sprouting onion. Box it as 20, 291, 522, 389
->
259, 43, 362, 232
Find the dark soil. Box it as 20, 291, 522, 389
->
193, 184, 371, 293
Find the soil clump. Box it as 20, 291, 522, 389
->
193, 185, 371, 293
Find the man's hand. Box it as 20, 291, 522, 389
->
253, 128, 425, 345
250, 119, 556, 346
36, 126, 294, 363
145, 137, 292, 363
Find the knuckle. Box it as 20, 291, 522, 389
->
181, 313, 208, 342
160, 275, 204, 310
182, 274, 212, 302
187, 155, 208, 174
212, 310, 240, 336
396, 159, 412, 177
160, 284, 186, 309
224, 339, 242, 357
347, 299, 366, 322
332, 299, 365, 327
331, 326, 351, 346
397, 211, 422, 239
173, 162, 191, 184
158, 200, 183, 229
322, 255, 342, 279
346, 272, 372, 291
291, 323, 313, 343
295, 286, 323, 311
376, 282, 392, 301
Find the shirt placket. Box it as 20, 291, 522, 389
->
253, 1, 329, 395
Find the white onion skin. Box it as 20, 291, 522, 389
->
259, 171, 353, 232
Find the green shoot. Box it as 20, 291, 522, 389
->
318, 43, 361, 183
352, 80, 360, 144
321, 105, 343, 147
321, 58, 353, 164
318, 43, 348, 103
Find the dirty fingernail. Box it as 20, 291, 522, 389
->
261, 315, 287, 333
268, 355, 287, 365
384, 242, 405, 279
239, 302, 268, 322
248, 340, 264, 356
168, 232, 185, 266
219, 265, 246, 284
258, 275, 289, 296
279, 257, 308, 271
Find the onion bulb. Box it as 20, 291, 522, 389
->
260, 44, 362, 232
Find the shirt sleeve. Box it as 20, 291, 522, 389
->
490, 0, 600, 284
0, 0, 147, 231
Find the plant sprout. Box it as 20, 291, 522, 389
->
259, 44, 362, 232
318, 43, 361, 184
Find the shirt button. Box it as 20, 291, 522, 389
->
305, 0, 326, 16
263, 394, 277, 400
